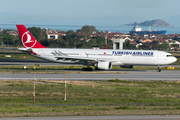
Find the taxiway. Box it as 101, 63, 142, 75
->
1, 115, 180, 120
0, 70, 180, 81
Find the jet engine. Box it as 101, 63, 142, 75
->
120, 65, 133, 68
94, 61, 112, 70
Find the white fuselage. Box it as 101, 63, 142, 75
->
22, 48, 177, 66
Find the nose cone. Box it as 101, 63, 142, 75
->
172, 56, 177, 63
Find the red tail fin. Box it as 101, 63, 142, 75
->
16, 25, 47, 48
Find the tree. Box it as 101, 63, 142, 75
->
138, 42, 152, 50
14, 39, 22, 47
71, 33, 78, 38
171, 44, 179, 47
159, 42, 169, 50
87, 33, 91, 39
66, 30, 74, 34
81, 25, 98, 34
97, 36, 105, 48
88, 39, 97, 47
107, 39, 113, 49
151, 41, 159, 50
28, 27, 41, 40
123, 40, 131, 49
40, 38, 49, 47
38, 34, 46, 41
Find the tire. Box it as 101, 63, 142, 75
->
82, 68, 93, 71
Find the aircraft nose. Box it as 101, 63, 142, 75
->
172, 56, 177, 63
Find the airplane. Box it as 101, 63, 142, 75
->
16, 25, 177, 72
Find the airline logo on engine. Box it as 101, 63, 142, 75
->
112, 51, 154, 56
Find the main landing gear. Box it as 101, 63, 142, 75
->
82, 64, 93, 71
157, 66, 161, 72
82, 68, 93, 71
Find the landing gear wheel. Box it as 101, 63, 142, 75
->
157, 66, 161, 72
95, 67, 100, 70
82, 68, 93, 71
157, 69, 161, 72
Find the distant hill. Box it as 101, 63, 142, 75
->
121, 19, 173, 27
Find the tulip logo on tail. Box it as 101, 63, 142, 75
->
22, 31, 36, 48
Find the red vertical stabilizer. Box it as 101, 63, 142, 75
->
16, 25, 47, 48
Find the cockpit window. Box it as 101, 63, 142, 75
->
166, 55, 173, 57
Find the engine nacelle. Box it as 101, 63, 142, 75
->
94, 61, 112, 70
120, 65, 133, 68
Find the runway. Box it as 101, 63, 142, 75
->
1, 115, 180, 120
0, 70, 180, 81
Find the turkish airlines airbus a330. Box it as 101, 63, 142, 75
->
16, 25, 177, 72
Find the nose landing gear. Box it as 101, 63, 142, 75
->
157, 66, 161, 72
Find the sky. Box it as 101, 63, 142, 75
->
1, 0, 180, 26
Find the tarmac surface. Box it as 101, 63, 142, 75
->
0, 59, 80, 66
1, 115, 180, 120
0, 70, 180, 81
0, 59, 72, 66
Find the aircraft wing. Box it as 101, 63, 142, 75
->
55, 56, 115, 63
55, 56, 98, 62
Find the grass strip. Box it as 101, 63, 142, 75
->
0, 80, 180, 116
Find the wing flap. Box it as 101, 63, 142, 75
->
55, 56, 118, 63
55, 56, 97, 62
